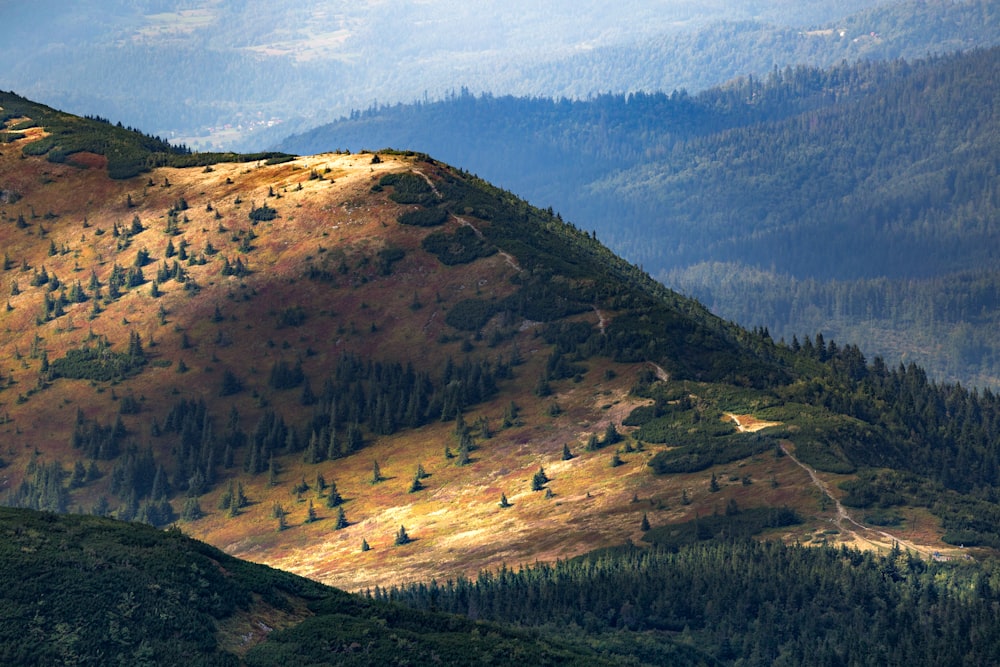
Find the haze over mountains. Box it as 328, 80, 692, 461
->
8, 0, 1000, 389
3, 0, 963, 148
281, 44, 1000, 388
6, 87, 1000, 664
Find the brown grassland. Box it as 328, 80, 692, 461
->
0, 125, 961, 593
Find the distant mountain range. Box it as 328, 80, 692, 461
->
5, 0, 994, 147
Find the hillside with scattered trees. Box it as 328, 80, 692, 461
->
280, 45, 1000, 388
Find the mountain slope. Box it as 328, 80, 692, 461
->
3, 92, 1000, 597
278, 45, 1000, 388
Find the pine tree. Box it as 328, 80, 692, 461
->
182, 498, 203, 521
334, 506, 348, 530
409, 473, 423, 493
325, 480, 343, 508
499, 493, 511, 508
531, 467, 549, 491
610, 452, 623, 468
640, 512, 651, 531
268, 456, 278, 487
218, 481, 235, 510
562, 443, 573, 460
371, 459, 384, 484
394, 525, 411, 545
304, 500, 317, 524
360, 537, 370, 551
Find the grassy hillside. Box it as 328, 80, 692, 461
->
278, 45, 1000, 389
2, 91, 1000, 602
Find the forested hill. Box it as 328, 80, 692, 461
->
279, 46, 1000, 388
0, 506, 701, 666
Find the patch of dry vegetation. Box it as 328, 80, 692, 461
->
0, 128, 959, 592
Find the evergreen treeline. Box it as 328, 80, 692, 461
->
378, 539, 1000, 666
778, 336, 1000, 546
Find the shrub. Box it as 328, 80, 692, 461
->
421, 225, 496, 265
249, 204, 278, 222
444, 298, 498, 331
398, 207, 448, 227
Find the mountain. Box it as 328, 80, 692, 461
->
3, 89, 1000, 574
278, 44, 1000, 389
6, 90, 1000, 664
1, 0, 956, 148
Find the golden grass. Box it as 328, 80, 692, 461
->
0, 138, 963, 593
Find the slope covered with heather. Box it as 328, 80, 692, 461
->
2, 90, 1000, 604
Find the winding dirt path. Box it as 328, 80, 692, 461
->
411, 168, 523, 273
778, 442, 936, 558
593, 306, 607, 335
726, 414, 943, 557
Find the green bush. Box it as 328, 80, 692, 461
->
398, 206, 448, 227
380, 172, 438, 205
249, 204, 278, 222
445, 298, 498, 331
421, 225, 496, 264
647, 432, 774, 474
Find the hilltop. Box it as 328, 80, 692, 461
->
279, 45, 1000, 389
2, 91, 1000, 599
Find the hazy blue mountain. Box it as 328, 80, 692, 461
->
2, 0, 890, 147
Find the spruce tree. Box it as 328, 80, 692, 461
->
532, 467, 549, 491
304, 500, 317, 524
562, 443, 573, 460
182, 498, 203, 521
409, 472, 423, 493
360, 537, 370, 551
499, 493, 511, 508
640, 512, 651, 531
325, 480, 343, 508
394, 525, 411, 545
335, 506, 348, 530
